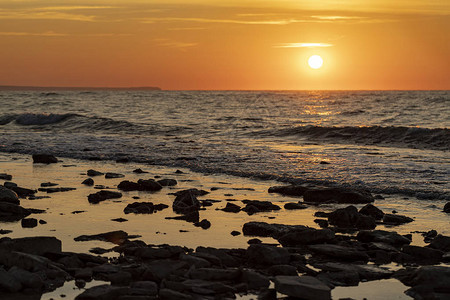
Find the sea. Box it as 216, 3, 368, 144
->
0, 90, 449, 200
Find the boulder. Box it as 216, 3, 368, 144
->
87, 169, 104, 176
241, 200, 280, 215
137, 179, 162, 191
82, 178, 94, 186
105, 172, 125, 179
157, 179, 177, 186
21, 218, 38, 228
303, 187, 374, 204
75, 284, 129, 300
268, 185, 309, 197
8, 266, 44, 290
74, 230, 128, 245
0, 173, 12, 181
357, 230, 411, 247
278, 228, 335, 247
284, 202, 308, 210
402, 245, 443, 263
247, 244, 290, 266
9, 185, 37, 197
328, 205, 376, 229
308, 244, 369, 262
173, 190, 200, 214
0, 202, 30, 221
396, 266, 450, 300
240, 269, 270, 290
359, 204, 384, 220
221, 202, 241, 213
132, 168, 148, 174
32, 154, 58, 164
429, 234, 450, 252
274, 275, 331, 300
444, 202, 450, 213
88, 190, 122, 204
0, 186, 20, 204
118, 180, 141, 191
124, 202, 168, 214
242, 221, 308, 239
383, 214, 414, 225
194, 219, 211, 229
0, 267, 22, 292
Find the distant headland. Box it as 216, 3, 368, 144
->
0, 85, 161, 91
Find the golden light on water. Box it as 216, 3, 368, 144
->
308, 55, 323, 69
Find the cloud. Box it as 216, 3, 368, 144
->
275, 43, 334, 48
0, 31, 68, 36
0, 11, 96, 22
154, 38, 197, 50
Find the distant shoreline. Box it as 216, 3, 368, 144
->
0, 85, 161, 91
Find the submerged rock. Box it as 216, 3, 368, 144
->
274, 275, 331, 300
32, 154, 58, 164
74, 230, 129, 245
303, 187, 374, 204
382, 214, 414, 225
284, 202, 308, 210
88, 190, 122, 204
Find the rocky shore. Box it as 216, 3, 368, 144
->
0, 153, 449, 299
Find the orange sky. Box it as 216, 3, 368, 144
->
0, 0, 449, 90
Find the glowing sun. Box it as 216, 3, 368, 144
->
308, 55, 323, 69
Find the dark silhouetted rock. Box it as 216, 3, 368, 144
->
222, 202, 241, 213
105, 172, 125, 179
268, 185, 309, 197
242, 200, 280, 215
402, 245, 443, 263
87, 169, 104, 176
284, 202, 308, 210
75, 284, 129, 300
357, 230, 411, 247
88, 190, 122, 204
137, 179, 162, 191
74, 230, 128, 245
314, 219, 329, 228
166, 211, 200, 223
240, 269, 270, 290
172, 188, 209, 197
429, 234, 450, 252
247, 244, 290, 266
194, 219, 211, 229
309, 244, 369, 262
444, 202, 450, 213
274, 275, 331, 300
242, 221, 308, 238
303, 187, 374, 204
0, 202, 30, 221
383, 214, 414, 225
32, 154, 58, 164
268, 265, 298, 276
38, 187, 76, 193
157, 179, 177, 186
0, 236, 62, 255
9, 185, 36, 197
231, 231, 241, 236
132, 168, 148, 173
328, 205, 376, 230
0, 173, 12, 181
82, 178, 94, 186
359, 204, 384, 220
117, 180, 141, 191
173, 190, 200, 214
124, 202, 168, 214
21, 218, 38, 228
278, 228, 335, 246
0, 186, 19, 204
0, 267, 22, 292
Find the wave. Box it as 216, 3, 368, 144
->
256, 125, 450, 151
15, 113, 76, 125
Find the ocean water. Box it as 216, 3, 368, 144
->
0, 90, 448, 200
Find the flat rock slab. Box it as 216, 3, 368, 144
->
274, 275, 331, 300
308, 244, 369, 262
242, 221, 308, 239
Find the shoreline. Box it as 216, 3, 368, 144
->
0, 152, 449, 299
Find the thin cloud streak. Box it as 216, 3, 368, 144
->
0, 31, 68, 36
275, 43, 334, 48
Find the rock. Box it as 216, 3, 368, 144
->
241, 200, 280, 215
40, 182, 58, 187
274, 275, 331, 300
423, 230, 438, 243
315, 262, 392, 284
247, 244, 290, 266
75, 279, 86, 288
21, 218, 38, 228
9, 185, 37, 197
444, 202, 450, 213
383, 214, 414, 225
303, 187, 374, 204
180, 253, 211, 268
268, 185, 309, 197
172, 188, 209, 197
8, 266, 44, 290
118, 180, 141, 191
124, 202, 168, 214
0, 236, 62, 255
328, 205, 376, 230
38, 187, 76, 193
157, 179, 177, 186
87, 169, 104, 176
132, 168, 148, 174
308, 244, 369, 262
3, 182, 17, 189
82, 178, 94, 186
247, 238, 262, 244
231, 231, 241, 236
75, 284, 129, 300
166, 211, 199, 223
284, 202, 308, 210
221, 202, 241, 213
129, 281, 158, 296
314, 219, 329, 228
268, 265, 298, 276
137, 179, 162, 191
88, 190, 122, 204
0, 186, 20, 204
195, 247, 240, 267
173, 190, 200, 214
357, 230, 411, 247
32, 154, 58, 164
402, 245, 443, 263
194, 219, 211, 229
395, 266, 450, 300
242, 221, 308, 239
359, 204, 384, 220
105, 172, 125, 179
0, 202, 29, 222
0, 173, 12, 181
0, 267, 22, 292
189, 268, 240, 281
74, 230, 129, 245
240, 269, 270, 290
277, 228, 335, 247
429, 234, 450, 252
159, 288, 192, 300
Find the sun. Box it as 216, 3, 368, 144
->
308, 55, 323, 69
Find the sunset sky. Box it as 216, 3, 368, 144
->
0, 0, 449, 90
